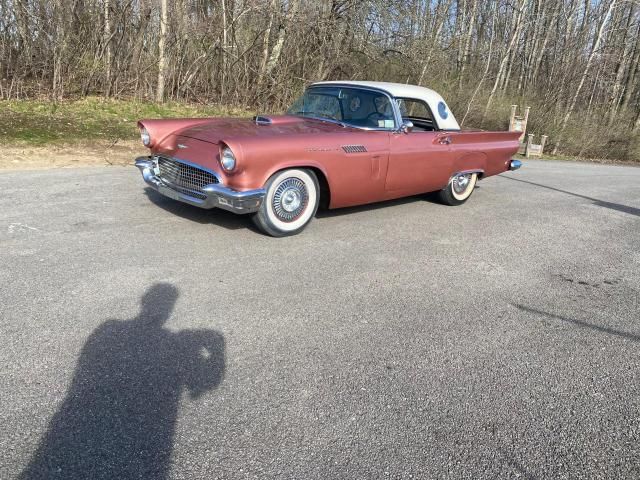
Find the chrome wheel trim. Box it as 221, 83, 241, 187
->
272, 178, 308, 222
264, 169, 318, 233
452, 173, 471, 194
450, 172, 477, 201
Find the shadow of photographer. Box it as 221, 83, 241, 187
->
21, 283, 225, 479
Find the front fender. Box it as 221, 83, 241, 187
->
260, 160, 331, 189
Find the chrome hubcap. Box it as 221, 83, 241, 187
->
452, 174, 471, 194
273, 178, 308, 222
281, 188, 302, 212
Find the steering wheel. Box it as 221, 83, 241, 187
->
365, 111, 386, 126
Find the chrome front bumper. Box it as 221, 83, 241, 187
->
135, 157, 265, 214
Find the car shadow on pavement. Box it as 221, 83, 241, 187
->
20, 283, 225, 480
144, 188, 259, 231
514, 304, 639, 342
145, 186, 447, 225
315, 193, 445, 219
498, 175, 640, 218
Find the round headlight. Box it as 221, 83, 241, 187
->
140, 127, 151, 147
220, 147, 236, 171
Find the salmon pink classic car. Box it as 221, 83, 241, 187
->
135, 81, 522, 236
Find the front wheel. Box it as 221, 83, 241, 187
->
253, 168, 320, 237
437, 172, 478, 206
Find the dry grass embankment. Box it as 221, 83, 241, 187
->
0, 97, 253, 169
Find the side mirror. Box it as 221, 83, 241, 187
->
400, 120, 414, 133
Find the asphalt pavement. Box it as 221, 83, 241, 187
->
1, 159, 639, 479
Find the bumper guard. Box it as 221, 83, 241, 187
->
509, 159, 523, 171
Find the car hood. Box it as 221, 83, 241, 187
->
177, 115, 347, 144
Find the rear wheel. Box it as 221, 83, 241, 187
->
437, 172, 478, 206
253, 168, 319, 237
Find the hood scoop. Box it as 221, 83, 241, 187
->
253, 115, 273, 125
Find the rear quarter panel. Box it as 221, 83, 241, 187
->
449, 131, 521, 178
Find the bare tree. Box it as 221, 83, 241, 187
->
483, 0, 527, 118
552, 0, 617, 155
0, 0, 638, 160
104, 0, 112, 97
156, 0, 168, 102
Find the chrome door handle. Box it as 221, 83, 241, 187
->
438, 136, 452, 145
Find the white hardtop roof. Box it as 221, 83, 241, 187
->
312, 80, 460, 130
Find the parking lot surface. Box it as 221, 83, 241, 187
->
1, 160, 639, 479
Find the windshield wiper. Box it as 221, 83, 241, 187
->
303, 115, 348, 128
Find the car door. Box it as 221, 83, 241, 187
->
385, 98, 455, 194
386, 130, 455, 194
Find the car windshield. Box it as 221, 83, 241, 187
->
287, 86, 396, 130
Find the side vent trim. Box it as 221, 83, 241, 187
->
254, 115, 273, 125
342, 145, 367, 153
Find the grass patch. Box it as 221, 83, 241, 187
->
0, 97, 254, 146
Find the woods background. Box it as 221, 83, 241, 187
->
0, 0, 639, 160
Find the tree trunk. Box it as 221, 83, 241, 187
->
458, 0, 478, 88
417, 0, 452, 86
456, 0, 467, 73
500, 0, 526, 91
531, 1, 559, 86
461, 1, 497, 126
523, 0, 543, 90
15, 0, 31, 75
156, 0, 168, 103
484, 0, 526, 116
258, 0, 278, 87
552, 0, 617, 155
264, 0, 300, 77
619, 11, 640, 113
104, 0, 112, 97
606, 3, 634, 125
219, 0, 228, 99
131, 0, 151, 97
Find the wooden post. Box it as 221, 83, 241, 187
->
509, 105, 517, 130
540, 135, 548, 155
521, 107, 530, 142
526, 134, 534, 158
509, 105, 530, 143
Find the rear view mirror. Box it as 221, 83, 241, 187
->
400, 120, 414, 133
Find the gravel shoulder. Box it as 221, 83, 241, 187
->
0, 141, 147, 170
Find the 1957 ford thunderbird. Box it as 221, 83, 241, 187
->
135, 81, 522, 236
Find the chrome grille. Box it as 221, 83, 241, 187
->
342, 144, 367, 153
156, 156, 218, 199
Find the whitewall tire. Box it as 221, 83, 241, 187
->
437, 172, 478, 206
253, 168, 319, 237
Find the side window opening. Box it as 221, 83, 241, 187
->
396, 98, 437, 132
340, 91, 396, 129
